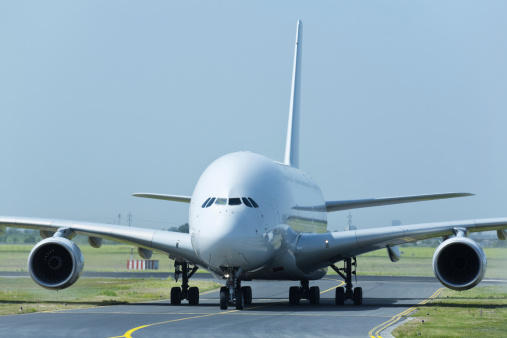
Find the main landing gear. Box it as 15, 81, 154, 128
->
288, 257, 362, 306
330, 257, 363, 305
170, 261, 200, 305
288, 280, 321, 305
219, 268, 252, 310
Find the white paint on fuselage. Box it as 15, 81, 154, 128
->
189, 152, 327, 278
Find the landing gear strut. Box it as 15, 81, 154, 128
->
330, 257, 363, 305
289, 280, 320, 305
219, 268, 251, 310
171, 261, 199, 305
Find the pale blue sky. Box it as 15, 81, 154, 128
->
1, 1, 506, 231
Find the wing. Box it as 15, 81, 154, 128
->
0, 216, 202, 265
294, 217, 507, 271
324, 192, 473, 212
132, 193, 191, 203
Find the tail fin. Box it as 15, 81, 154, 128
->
284, 20, 303, 168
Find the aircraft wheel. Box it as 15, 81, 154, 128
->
289, 286, 300, 305
335, 287, 345, 305
235, 290, 244, 310
170, 287, 182, 305
241, 286, 252, 305
353, 287, 363, 305
220, 290, 228, 310
188, 286, 199, 305
309, 286, 320, 304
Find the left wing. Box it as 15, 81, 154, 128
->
324, 192, 473, 212
0, 216, 202, 265
294, 217, 507, 272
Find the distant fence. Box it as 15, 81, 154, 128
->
127, 260, 159, 270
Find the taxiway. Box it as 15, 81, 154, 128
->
0, 275, 463, 337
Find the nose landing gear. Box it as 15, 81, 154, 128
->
219, 268, 252, 310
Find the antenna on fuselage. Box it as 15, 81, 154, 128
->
283, 20, 302, 168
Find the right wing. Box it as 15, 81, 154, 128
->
0, 216, 202, 265
132, 193, 191, 203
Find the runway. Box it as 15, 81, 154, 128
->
0, 275, 461, 338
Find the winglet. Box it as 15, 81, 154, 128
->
284, 20, 303, 168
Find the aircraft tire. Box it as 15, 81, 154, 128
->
335, 287, 345, 305
353, 287, 363, 305
235, 290, 244, 310
289, 286, 300, 305
241, 286, 252, 305
309, 286, 320, 304
170, 287, 182, 305
188, 286, 199, 305
220, 290, 228, 310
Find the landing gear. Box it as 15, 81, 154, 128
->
170, 261, 199, 305
288, 280, 320, 305
219, 268, 249, 310
330, 257, 363, 305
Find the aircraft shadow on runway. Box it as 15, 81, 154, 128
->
110, 297, 452, 312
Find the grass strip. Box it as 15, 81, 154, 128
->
392, 286, 507, 337
3, 245, 506, 278
0, 277, 221, 316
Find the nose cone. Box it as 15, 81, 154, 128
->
193, 212, 269, 271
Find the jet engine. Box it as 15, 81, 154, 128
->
28, 237, 84, 290
432, 236, 486, 291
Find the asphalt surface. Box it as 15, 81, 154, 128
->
0, 274, 469, 338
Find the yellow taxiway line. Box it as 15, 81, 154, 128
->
367, 287, 445, 338
111, 281, 344, 338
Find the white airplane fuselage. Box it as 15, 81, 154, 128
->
189, 151, 328, 280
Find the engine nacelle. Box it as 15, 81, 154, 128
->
432, 237, 486, 291
28, 237, 84, 290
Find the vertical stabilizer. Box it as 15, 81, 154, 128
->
284, 20, 303, 168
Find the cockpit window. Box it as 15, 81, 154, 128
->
242, 197, 252, 208
248, 197, 259, 208
205, 197, 216, 207
201, 198, 211, 208
203, 196, 257, 208
228, 198, 242, 206
215, 198, 227, 205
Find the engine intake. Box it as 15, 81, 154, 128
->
28, 237, 84, 290
432, 237, 486, 291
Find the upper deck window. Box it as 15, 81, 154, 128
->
215, 198, 227, 206
201, 198, 211, 208
242, 197, 252, 208
228, 198, 242, 206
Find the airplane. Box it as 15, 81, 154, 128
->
1, 20, 507, 311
